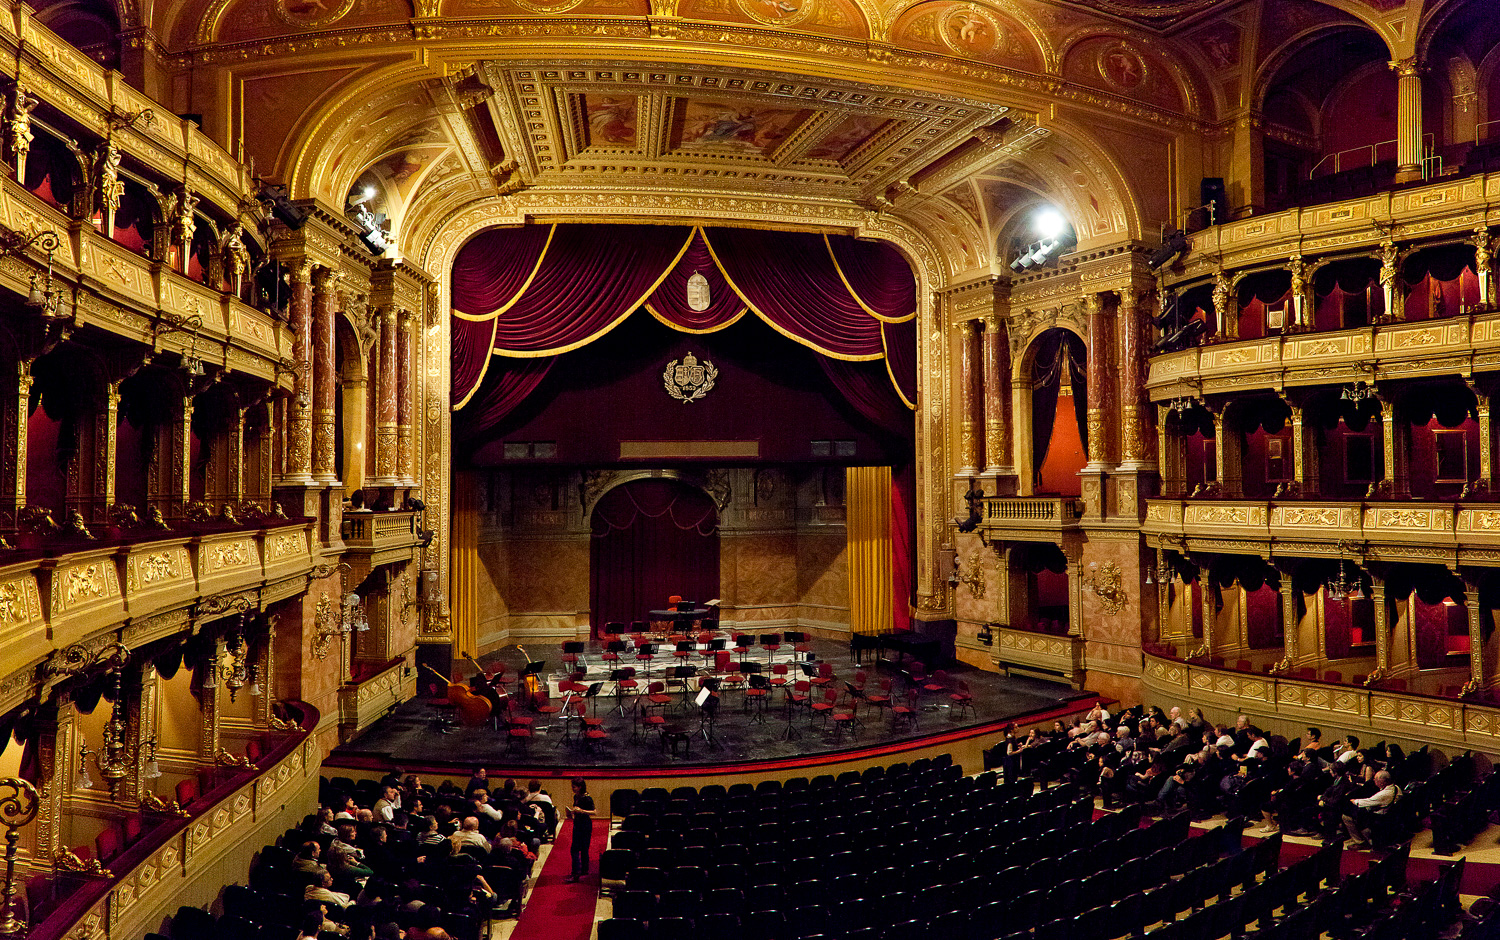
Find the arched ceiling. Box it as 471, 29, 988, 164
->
71, 0, 1484, 284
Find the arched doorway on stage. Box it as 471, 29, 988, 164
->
589, 478, 720, 636
1028, 328, 1088, 496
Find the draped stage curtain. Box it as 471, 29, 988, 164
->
846, 466, 893, 637
1030, 329, 1088, 487
454, 223, 920, 631
451, 224, 916, 410
589, 480, 720, 634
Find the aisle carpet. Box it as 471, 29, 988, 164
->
508, 817, 610, 940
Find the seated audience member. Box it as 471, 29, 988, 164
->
306, 872, 353, 909
449, 817, 489, 855
1343, 769, 1400, 849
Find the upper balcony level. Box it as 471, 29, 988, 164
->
1146, 309, 1500, 404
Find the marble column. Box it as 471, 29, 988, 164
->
1117, 288, 1149, 468
311, 268, 339, 483
957, 319, 980, 475
396, 311, 415, 486
374, 309, 399, 486
981, 314, 1012, 480
284, 261, 315, 483
1390, 57, 1425, 184
1084, 293, 1111, 469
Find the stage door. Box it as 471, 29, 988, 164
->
590, 479, 720, 635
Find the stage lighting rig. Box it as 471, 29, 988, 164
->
1009, 207, 1076, 274
1149, 227, 1190, 270
255, 182, 308, 230
1151, 291, 1206, 354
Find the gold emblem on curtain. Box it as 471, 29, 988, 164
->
686, 271, 711, 311
663, 351, 718, 403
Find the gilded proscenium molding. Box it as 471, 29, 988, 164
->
1146, 312, 1500, 402
1141, 496, 1500, 564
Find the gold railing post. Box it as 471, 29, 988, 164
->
0, 777, 39, 937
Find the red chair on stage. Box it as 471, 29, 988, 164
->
760, 633, 782, 663
949, 680, 975, 719
674, 640, 696, 665
636, 641, 658, 677
891, 688, 918, 731
810, 661, 835, 691
562, 640, 587, 672
733, 634, 755, 664
602, 638, 628, 666
644, 681, 672, 719
811, 688, 839, 727
922, 669, 951, 704
770, 663, 790, 688
786, 630, 812, 658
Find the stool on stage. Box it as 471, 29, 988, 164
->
661, 726, 691, 757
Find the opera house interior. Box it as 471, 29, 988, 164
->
3, 0, 1500, 936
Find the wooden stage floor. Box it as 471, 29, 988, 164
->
331, 638, 1103, 775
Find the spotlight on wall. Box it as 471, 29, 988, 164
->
1009, 209, 1075, 273
255, 182, 308, 230
349, 203, 388, 256
1149, 227, 1190, 270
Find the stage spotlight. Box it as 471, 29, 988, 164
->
349, 203, 388, 256
1033, 207, 1066, 241
1149, 227, 1190, 270
257, 183, 308, 230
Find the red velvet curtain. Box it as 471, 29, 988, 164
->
589, 479, 720, 635
450, 223, 916, 407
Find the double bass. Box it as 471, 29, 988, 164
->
421, 664, 492, 727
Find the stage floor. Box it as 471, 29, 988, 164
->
332, 639, 1098, 772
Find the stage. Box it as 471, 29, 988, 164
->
328, 638, 1104, 777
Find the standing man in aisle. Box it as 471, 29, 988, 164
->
565, 777, 595, 883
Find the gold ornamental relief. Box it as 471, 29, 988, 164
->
509, 0, 588, 14
273, 0, 356, 30
940, 5, 1001, 58
737, 0, 814, 28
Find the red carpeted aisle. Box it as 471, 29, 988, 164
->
508, 817, 611, 940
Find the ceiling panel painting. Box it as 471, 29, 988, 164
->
674, 99, 812, 155
582, 94, 640, 148
804, 113, 891, 162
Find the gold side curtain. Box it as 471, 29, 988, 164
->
846, 465, 892, 636
450, 471, 480, 660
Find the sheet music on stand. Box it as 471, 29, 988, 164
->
696, 678, 721, 749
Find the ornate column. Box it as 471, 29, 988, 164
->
956, 319, 980, 476
1084, 293, 1111, 469
1369, 570, 1391, 681
2, 360, 31, 515
32, 694, 71, 869
1475, 228, 1493, 308
981, 314, 1011, 480
284, 260, 315, 484
1287, 400, 1319, 497
1375, 392, 1409, 498
197, 638, 223, 768
1390, 57, 1426, 184
1196, 563, 1216, 657
1117, 288, 1148, 468
1461, 571, 1491, 694
1156, 405, 1181, 497
1275, 563, 1300, 669
373, 309, 399, 486
397, 311, 416, 486
1154, 549, 1171, 642
1213, 271, 1237, 340
311, 268, 339, 483
93, 379, 121, 522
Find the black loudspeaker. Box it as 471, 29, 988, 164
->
1196, 177, 1228, 230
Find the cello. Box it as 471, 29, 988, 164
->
421, 664, 493, 727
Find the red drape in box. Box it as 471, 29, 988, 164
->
451, 223, 916, 412
589, 479, 720, 636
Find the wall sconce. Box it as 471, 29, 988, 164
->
402, 568, 446, 623
221, 622, 260, 702
313, 562, 367, 660
4, 229, 67, 323
1080, 561, 1127, 614
946, 551, 985, 599
77, 669, 160, 800
0, 777, 39, 937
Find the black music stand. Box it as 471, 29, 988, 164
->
608, 668, 634, 716
584, 681, 604, 718
696, 680, 722, 750
668, 665, 699, 712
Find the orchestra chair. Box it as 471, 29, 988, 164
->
602, 638, 628, 666
636, 642, 658, 678
891, 688, 918, 731
644, 681, 673, 721
744, 674, 771, 721
674, 640, 697, 665
760, 633, 783, 663
949, 680, 976, 719
562, 640, 587, 671
786, 630, 813, 658
811, 688, 839, 728
810, 661, 836, 691
733, 634, 755, 664
718, 660, 746, 696
864, 677, 894, 717
770, 663, 790, 688
610, 667, 639, 716
532, 687, 562, 731
638, 698, 667, 742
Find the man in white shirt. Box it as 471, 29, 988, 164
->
305, 873, 352, 909
373, 786, 401, 822
1343, 770, 1399, 848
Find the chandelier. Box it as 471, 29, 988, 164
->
220, 621, 261, 702
77, 669, 160, 800
313, 563, 368, 660
1340, 381, 1376, 404
1326, 560, 1364, 602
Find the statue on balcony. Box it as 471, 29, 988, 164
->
65, 511, 94, 540
6, 85, 36, 181
145, 506, 171, 530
